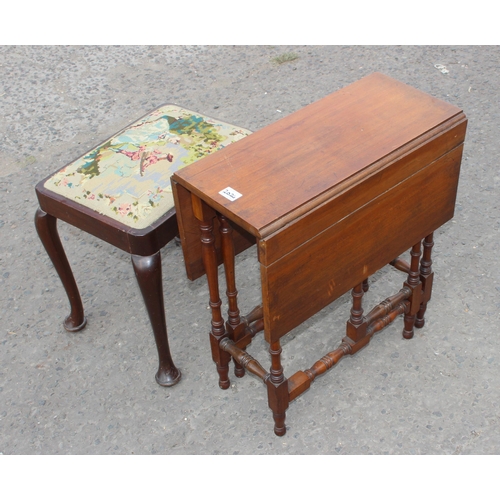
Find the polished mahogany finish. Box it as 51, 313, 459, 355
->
34, 105, 251, 388
34, 193, 182, 387
173, 73, 467, 435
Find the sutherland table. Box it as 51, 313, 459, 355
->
171, 73, 468, 436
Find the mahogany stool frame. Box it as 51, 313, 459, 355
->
34, 105, 250, 388
34, 184, 182, 386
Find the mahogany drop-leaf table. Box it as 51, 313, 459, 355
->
172, 73, 468, 436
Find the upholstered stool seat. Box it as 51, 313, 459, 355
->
35, 104, 251, 386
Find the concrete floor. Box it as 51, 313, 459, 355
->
1, 45, 499, 456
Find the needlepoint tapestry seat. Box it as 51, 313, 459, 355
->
35, 103, 251, 387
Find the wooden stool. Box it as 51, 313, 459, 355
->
172, 73, 468, 435
35, 104, 251, 386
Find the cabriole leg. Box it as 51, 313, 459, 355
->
132, 252, 181, 387
34, 208, 87, 332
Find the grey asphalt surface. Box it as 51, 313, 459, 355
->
0, 45, 499, 455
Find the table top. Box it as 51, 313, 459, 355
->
172, 72, 463, 238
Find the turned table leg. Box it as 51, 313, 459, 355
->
34, 208, 87, 332
402, 241, 422, 339
218, 214, 245, 378
415, 233, 434, 328
132, 252, 181, 387
346, 281, 366, 342
267, 340, 289, 436
199, 217, 231, 389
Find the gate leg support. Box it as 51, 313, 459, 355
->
415, 233, 434, 328
267, 341, 289, 436
218, 213, 245, 378
402, 241, 423, 339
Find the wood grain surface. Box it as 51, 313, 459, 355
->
172, 72, 463, 238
